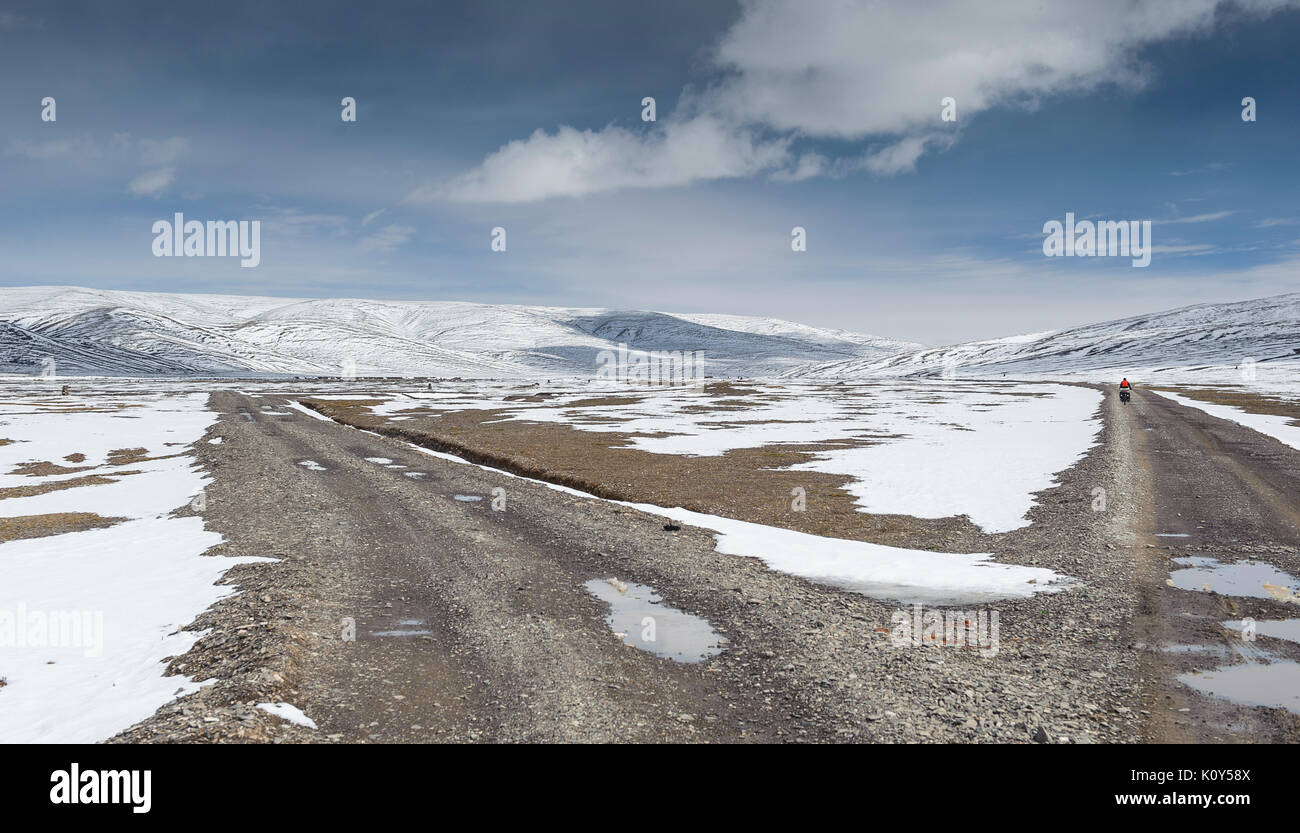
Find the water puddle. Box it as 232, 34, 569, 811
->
1178, 660, 1300, 715
453, 494, 481, 502
1224, 618, 1300, 644
1159, 643, 1233, 656
583, 578, 725, 663
1169, 557, 1299, 602
371, 618, 430, 637
1155, 533, 1190, 538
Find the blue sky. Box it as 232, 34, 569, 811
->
2, 0, 1298, 344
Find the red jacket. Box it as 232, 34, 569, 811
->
1120, 379, 1131, 388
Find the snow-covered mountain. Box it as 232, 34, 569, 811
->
790, 293, 1300, 382
0, 286, 916, 378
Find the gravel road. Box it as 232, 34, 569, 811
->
109, 385, 1300, 743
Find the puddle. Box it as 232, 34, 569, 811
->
583, 578, 725, 663
1169, 557, 1299, 602
298, 460, 326, 471
453, 494, 482, 502
1155, 533, 1190, 538
1159, 643, 1233, 656
1178, 660, 1300, 715
1224, 618, 1300, 644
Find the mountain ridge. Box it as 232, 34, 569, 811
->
786, 292, 1300, 381
0, 286, 917, 378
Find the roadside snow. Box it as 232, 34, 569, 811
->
0, 393, 271, 743
378, 380, 1102, 535
790, 384, 1102, 533
1150, 390, 1300, 452
624, 501, 1074, 604
257, 702, 317, 729
402, 438, 1075, 604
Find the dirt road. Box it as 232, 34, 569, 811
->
1117, 388, 1300, 742
110, 385, 1300, 743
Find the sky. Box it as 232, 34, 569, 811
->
1, 0, 1298, 345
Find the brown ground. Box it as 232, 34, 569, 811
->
1153, 386, 1300, 423
106, 447, 156, 466
8, 460, 95, 476
302, 396, 993, 551
0, 512, 125, 543
0, 470, 141, 500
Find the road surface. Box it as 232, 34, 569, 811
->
110, 386, 1300, 743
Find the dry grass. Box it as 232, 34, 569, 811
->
302, 396, 989, 549
1154, 386, 1300, 425
0, 438, 13, 447
106, 447, 151, 466
1, 402, 136, 414
702, 381, 762, 397
557, 396, 643, 408
0, 470, 141, 500
9, 460, 95, 477
0, 512, 124, 543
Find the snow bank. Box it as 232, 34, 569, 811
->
0, 393, 270, 742
1151, 390, 1300, 452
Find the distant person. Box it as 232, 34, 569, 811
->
1119, 378, 1131, 389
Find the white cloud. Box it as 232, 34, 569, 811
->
1156, 211, 1235, 224
137, 137, 189, 166
0, 12, 37, 29
362, 208, 387, 226
6, 136, 101, 161
414, 115, 791, 203
359, 224, 415, 252
421, 0, 1299, 203
1149, 243, 1218, 254
256, 207, 351, 237
1169, 162, 1233, 176
126, 167, 175, 197
859, 135, 953, 176
768, 152, 828, 182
